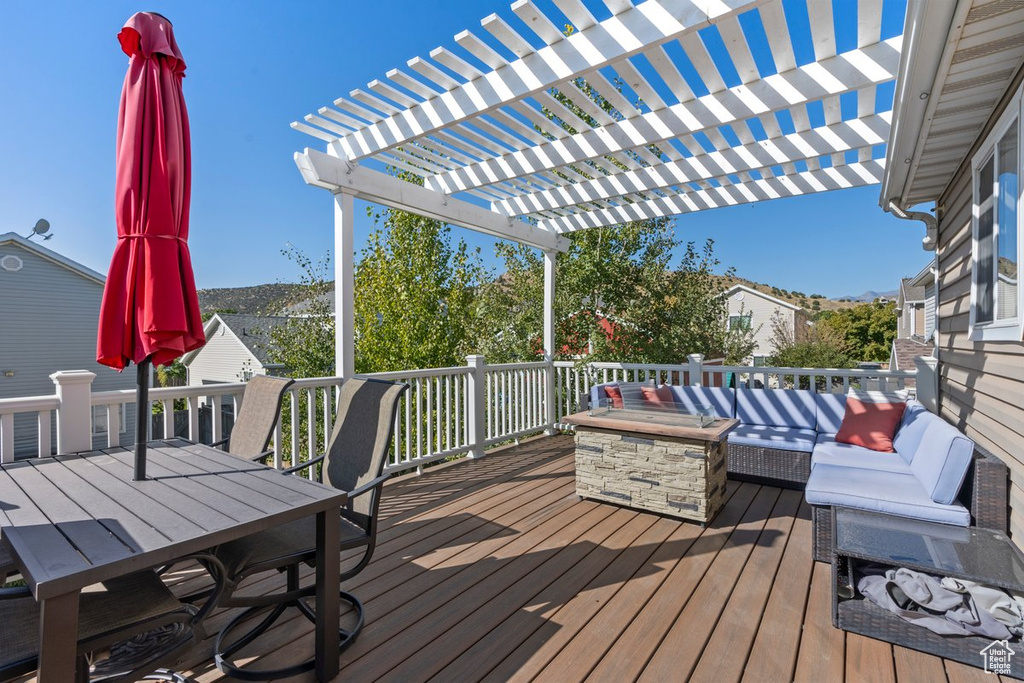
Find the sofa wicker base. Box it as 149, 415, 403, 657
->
727, 443, 810, 490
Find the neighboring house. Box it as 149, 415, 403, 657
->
895, 261, 935, 341
182, 313, 288, 385
880, 1, 1024, 541
0, 232, 137, 456
721, 285, 809, 364
890, 261, 937, 385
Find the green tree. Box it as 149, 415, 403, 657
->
768, 310, 853, 373
354, 191, 487, 373
816, 301, 897, 362
265, 245, 336, 379
471, 232, 755, 365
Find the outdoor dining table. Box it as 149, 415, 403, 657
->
0, 438, 346, 682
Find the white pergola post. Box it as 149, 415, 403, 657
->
543, 250, 556, 434
333, 191, 356, 379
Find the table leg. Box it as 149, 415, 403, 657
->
315, 510, 340, 680
37, 590, 80, 683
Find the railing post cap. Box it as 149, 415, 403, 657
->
687, 353, 704, 362
50, 370, 97, 385
466, 355, 486, 365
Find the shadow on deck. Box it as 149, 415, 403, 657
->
154, 436, 1009, 681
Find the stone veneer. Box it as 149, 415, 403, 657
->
574, 426, 727, 524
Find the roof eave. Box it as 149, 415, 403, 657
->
880, 0, 962, 210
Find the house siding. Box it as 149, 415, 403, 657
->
186, 324, 263, 386
0, 241, 136, 457
724, 289, 796, 358
936, 64, 1024, 545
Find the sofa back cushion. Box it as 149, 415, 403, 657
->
640, 384, 675, 408
589, 381, 648, 409
892, 400, 929, 463
737, 388, 816, 429
815, 393, 848, 434
668, 386, 736, 419
908, 414, 976, 505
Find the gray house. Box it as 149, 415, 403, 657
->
881, 0, 1024, 543
182, 313, 288, 386
0, 232, 136, 456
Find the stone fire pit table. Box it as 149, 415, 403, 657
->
563, 408, 739, 524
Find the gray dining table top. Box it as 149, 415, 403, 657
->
0, 438, 346, 601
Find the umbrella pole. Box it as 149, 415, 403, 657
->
134, 357, 150, 480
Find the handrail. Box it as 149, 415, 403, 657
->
3, 355, 920, 470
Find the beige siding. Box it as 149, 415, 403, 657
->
724, 289, 796, 358
186, 324, 263, 386
936, 64, 1024, 545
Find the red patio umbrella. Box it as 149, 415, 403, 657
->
97, 12, 205, 479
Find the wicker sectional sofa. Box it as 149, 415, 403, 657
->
587, 382, 1009, 562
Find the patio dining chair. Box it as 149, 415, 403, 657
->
210, 377, 407, 680
0, 554, 226, 682
210, 374, 294, 462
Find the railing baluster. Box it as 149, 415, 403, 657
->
1, 413, 15, 463
426, 377, 434, 456
37, 410, 51, 457
306, 389, 316, 479
106, 404, 119, 448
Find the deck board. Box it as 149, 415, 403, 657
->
77, 435, 1010, 682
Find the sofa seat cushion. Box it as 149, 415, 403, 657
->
737, 388, 816, 429
811, 434, 912, 475
805, 465, 970, 526
728, 425, 817, 453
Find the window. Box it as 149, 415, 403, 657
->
752, 355, 767, 367
92, 404, 127, 436
971, 90, 1023, 341
729, 314, 752, 331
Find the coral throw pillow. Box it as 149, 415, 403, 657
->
640, 384, 675, 409
604, 385, 623, 409
835, 397, 907, 453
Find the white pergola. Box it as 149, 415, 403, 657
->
291, 0, 903, 386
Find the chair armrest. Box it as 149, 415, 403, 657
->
0, 585, 31, 600
210, 437, 229, 449
250, 449, 274, 463
349, 472, 391, 499
281, 454, 326, 475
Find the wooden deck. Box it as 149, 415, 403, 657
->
160, 435, 1006, 682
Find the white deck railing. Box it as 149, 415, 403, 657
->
1, 356, 919, 471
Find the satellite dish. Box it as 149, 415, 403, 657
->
26, 219, 52, 241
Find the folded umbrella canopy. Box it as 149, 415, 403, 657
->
97, 12, 205, 479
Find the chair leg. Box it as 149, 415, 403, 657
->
213, 583, 365, 681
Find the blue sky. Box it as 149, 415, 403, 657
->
0, 0, 927, 299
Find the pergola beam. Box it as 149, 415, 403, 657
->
493, 112, 892, 215
425, 38, 901, 195
538, 160, 887, 232
334, 0, 769, 162
294, 148, 570, 252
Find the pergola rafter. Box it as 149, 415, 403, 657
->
291, 0, 904, 379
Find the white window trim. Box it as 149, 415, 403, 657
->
970, 84, 1024, 342
92, 403, 128, 436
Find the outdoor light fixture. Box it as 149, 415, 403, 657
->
2, 370, 14, 377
